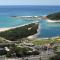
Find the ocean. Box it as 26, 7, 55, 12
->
0, 5, 60, 38
0, 5, 60, 16
0, 16, 36, 28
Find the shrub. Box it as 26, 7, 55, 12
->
0, 23, 38, 41
47, 12, 60, 20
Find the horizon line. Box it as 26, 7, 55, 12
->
0, 4, 60, 6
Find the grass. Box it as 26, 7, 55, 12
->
32, 37, 60, 45
32, 39, 52, 45
57, 46, 60, 50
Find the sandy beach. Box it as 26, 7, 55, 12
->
0, 28, 11, 32
47, 19, 60, 22
44, 16, 60, 23
0, 21, 38, 32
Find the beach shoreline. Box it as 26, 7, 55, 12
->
0, 21, 38, 32
47, 19, 60, 22
0, 28, 11, 32
43, 16, 60, 22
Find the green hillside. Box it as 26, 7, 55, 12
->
0, 23, 38, 41
47, 12, 60, 20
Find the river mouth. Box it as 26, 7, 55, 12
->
0, 16, 60, 38
37, 18, 60, 38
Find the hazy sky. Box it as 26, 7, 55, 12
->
0, 0, 60, 5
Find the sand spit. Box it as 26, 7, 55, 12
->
47, 19, 60, 23
44, 16, 60, 23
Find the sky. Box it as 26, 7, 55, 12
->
0, 0, 60, 5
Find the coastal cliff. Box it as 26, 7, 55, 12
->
0, 23, 38, 41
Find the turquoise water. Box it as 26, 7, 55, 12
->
0, 16, 35, 28
0, 16, 60, 38
37, 18, 60, 38
0, 5, 60, 38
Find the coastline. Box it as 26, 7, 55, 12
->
47, 19, 60, 22
11, 16, 41, 18
27, 23, 40, 39
0, 28, 11, 32
0, 20, 38, 32
44, 16, 60, 22
27, 34, 60, 40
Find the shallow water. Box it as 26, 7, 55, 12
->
0, 16, 36, 28
37, 18, 60, 38
0, 5, 60, 38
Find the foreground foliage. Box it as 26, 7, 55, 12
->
6, 44, 39, 57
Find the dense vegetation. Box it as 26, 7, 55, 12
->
47, 12, 60, 20
49, 46, 60, 60
6, 46, 39, 57
0, 37, 9, 43
0, 43, 39, 57
49, 52, 60, 60
0, 36, 60, 58
0, 23, 38, 41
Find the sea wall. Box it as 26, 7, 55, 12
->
0, 22, 38, 41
